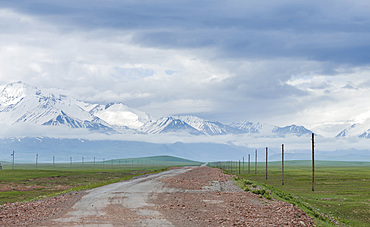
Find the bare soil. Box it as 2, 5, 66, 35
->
153, 167, 314, 226
0, 192, 84, 226
0, 184, 46, 192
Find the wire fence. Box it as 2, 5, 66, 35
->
209, 133, 317, 190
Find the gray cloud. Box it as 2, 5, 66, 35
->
2, 0, 370, 64
0, 0, 370, 134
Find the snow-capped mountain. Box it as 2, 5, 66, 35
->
141, 117, 203, 135
359, 130, 370, 138
42, 110, 115, 134
0, 81, 318, 137
1, 83, 86, 122
272, 125, 313, 137
174, 115, 244, 135
230, 121, 275, 134
0, 82, 114, 133
230, 121, 313, 137
336, 119, 370, 139
90, 103, 153, 130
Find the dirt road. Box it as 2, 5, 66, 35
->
42, 167, 191, 226
1, 166, 314, 226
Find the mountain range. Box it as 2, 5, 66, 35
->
0, 81, 368, 139
336, 119, 370, 139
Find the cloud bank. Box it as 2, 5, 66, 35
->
0, 0, 370, 137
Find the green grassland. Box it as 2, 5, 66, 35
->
212, 160, 370, 226
0, 155, 201, 205
0, 155, 202, 170
103, 155, 203, 166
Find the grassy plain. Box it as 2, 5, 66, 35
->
0, 155, 201, 205
214, 160, 370, 226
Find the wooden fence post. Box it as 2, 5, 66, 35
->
265, 147, 268, 180
312, 133, 315, 191
243, 156, 244, 174
239, 160, 240, 174
255, 150, 257, 174
248, 154, 250, 174
11, 151, 14, 170
282, 144, 284, 185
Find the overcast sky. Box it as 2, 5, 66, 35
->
1, 0, 370, 136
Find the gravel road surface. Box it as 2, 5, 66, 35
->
42, 167, 191, 226
1, 166, 314, 226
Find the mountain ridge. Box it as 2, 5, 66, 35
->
1, 81, 365, 138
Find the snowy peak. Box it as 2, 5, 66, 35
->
141, 117, 203, 135
272, 125, 313, 136
336, 124, 357, 137
0, 82, 113, 133
0, 82, 154, 134
42, 110, 115, 134
230, 121, 275, 134
231, 121, 262, 133
230, 121, 313, 137
359, 129, 370, 138
336, 129, 347, 137
174, 115, 243, 135
177, 115, 227, 135
336, 120, 370, 138
0, 81, 40, 107
90, 103, 152, 129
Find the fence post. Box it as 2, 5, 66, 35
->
53, 156, 55, 170
243, 156, 244, 174
11, 151, 14, 170
312, 133, 315, 191
248, 154, 250, 174
255, 150, 257, 174
239, 160, 240, 174
282, 144, 284, 185
265, 147, 268, 180
36, 153, 38, 170
70, 157, 72, 169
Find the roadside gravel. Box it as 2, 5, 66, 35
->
153, 166, 314, 226
0, 191, 84, 226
